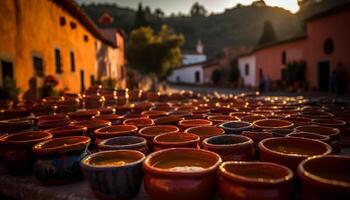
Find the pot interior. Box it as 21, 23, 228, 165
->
98, 125, 136, 133
87, 151, 143, 167
296, 126, 338, 136
38, 136, 89, 149
103, 136, 144, 146
223, 121, 250, 129
156, 133, 197, 143
6, 131, 50, 142
207, 135, 248, 145
187, 126, 224, 136
255, 120, 292, 128
141, 125, 178, 136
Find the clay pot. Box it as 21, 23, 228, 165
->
294, 125, 340, 138
154, 116, 184, 126
47, 125, 87, 138
311, 119, 346, 128
81, 150, 145, 200
31, 104, 55, 116
143, 148, 222, 200
138, 125, 179, 151
203, 135, 255, 161
141, 110, 167, 119
33, 136, 90, 184
94, 125, 138, 145
123, 118, 154, 129
241, 131, 274, 147
218, 161, 294, 200
207, 115, 239, 125
83, 96, 105, 109
259, 137, 332, 171
219, 121, 253, 134
0, 131, 52, 175
178, 119, 213, 131
98, 136, 148, 154
153, 132, 200, 151
286, 132, 330, 142
72, 119, 111, 147
298, 155, 350, 200
285, 117, 312, 127
133, 102, 153, 113
301, 111, 334, 119
240, 114, 267, 123
68, 110, 99, 121
253, 119, 294, 130
93, 114, 123, 125
37, 117, 71, 130
264, 128, 294, 137
185, 126, 225, 142
123, 113, 149, 119
0, 118, 35, 134
1, 108, 31, 120
229, 112, 252, 119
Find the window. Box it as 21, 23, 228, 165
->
54, 49, 62, 74
70, 51, 75, 72
84, 35, 89, 42
90, 75, 95, 85
70, 22, 77, 29
195, 71, 200, 83
59, 17, 66, 26
245, 64, 250, 76
176, 76, 180, 82
324, 38, 334, 55
282, 51, 287, 64
1, 60, 14, 86
33, 56, 44, 77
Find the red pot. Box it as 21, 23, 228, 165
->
94, 125, 138, 144
258, 137, 332, 172
240, 114, 267, 123
154, 116, 184, 126
185, 126, 225, 142
68, 110, 99, 121
207, 115, 239, 125
203, 135, 255, 161
178, 119, 213, 131
253, 119, 294, 130
153, 132, 200, 151
241, 131, 274, 147
138, 125, 179, 151
311, 119, 346, 128
143, 148, 222, 200
285, 117, 312, 127
218, 161, 294, 200
298, 155, 350, 200
38, 118, 71, 130
286, 132, 330, 143
47, 125, 87, 138
294, 125, 340, 139
0, 118, 35, 134
93, 114, 123, 125
123, 118, 154, 129
141, 110, 167, 119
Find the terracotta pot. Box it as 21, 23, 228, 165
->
311, 119, 346, 128
55, 104, 79, 114
94, 125, 138, 145
96, 108, 116, 115
33, 136, 90, 184
286, 132, 330, 143
143, 148, 222, 200
68, 110, 99, 121
123, 113, 149, 119
81, 150, 145, 200
185, 126, 225, 142
285, 117, 312, 127
258, 137, 332, 172
241, 131, 274, 147
0, 118, 35, 134
83, 96, 105, 109
2, 108, 31, 120
219, 121, 253, 134
253, 119, 294, 130
168, 110, 192, 118
72, 119, 111, 147
294, 125, 340, 138
123, 118, 155, 129
141, 110, 167, 119
31, 104, 55, 116
207, 115, 239, 125
301, 111, 334, 119
218, 161, 294, 200
203, 135, 255, 161
178, 119, 213, 131
98, 136, 149, 154
133, 102, 153, 113
47, 125, 87, 138
0, 131, 52, 175
93, 114, 123, 125
154, 116, 184, 126
37, 118, 71, 130
298, 155, 350, 200
153, 132, 200, 151
263, 128, 294, 137
138, 125, 179, 151
229, 112, 252, 119
240, 114, 267, 123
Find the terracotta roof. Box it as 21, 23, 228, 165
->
52, 0, 116, 47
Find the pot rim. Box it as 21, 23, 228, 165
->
94, 125, 138, 135
1, 131, 52, 145
298, 155, 350, 188
219, 121, 253, 131
203, 134, 253, 148
33, 136, 90, 155
153, 132, 200, 146
68, 110, 99, 117
144, 148, 222, 177
185, 126, 225, 137
219, 161, 294, 185
311, 119, 346, 127
286, 132, 330, 141
47, 125, 88, 134
253, 119, 294, 129
98, 136, 147, 149
139, 125, 179, 138
178, 119, 213, 127
294, 125, 340, 137
258, 137, 332, 158
123, 118, 155, 126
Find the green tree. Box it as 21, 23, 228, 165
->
258, 20, 277, 45
135, 3, 148, 28
127, 25, 185, 79
154, 8, 165, 18
190, 2, 207, 17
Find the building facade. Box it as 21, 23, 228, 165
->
167, 63, 204, 84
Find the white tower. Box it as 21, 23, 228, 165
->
196, 40, 204, 54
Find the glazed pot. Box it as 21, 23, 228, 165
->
141, 110, 167, 119
185, 126, 225, 142
143, 148, 222, 200
138, 125, 179, 151
37, 115, 71, 130
68, 110, 99, 121
0, 118, 35, 134
264, 128, 294, 137
0, 131, 53, 175
83, 96, 105, 109
72, 119, 111, 147
81, 150, 145, 200
94, 125, 138, 145
178, 119, 213, 131
311, 119, 346, 128
154, 116, 184, 126
207, 115, 239, 125
203, 135, 255, 161
98, 136, 149, 154
33, 136, 90, 184
253, 119, 294, 130
123, 118, 154, 129
123, 113, 149, 119
285, 117, 312, 127
298, 155, 350, 200
240, 114, 267, 123
47, 125, 87, 138
294, 125, 340, 139
241, 131, 274, 147
219, 121, 253, 134
2, 108, 31, 120
153, 132, 200, 151
93, 114, 123, 125
258, 137, 332, 171
286, 132, 330, 143
218, 161, 294, 200
31, 104, 55, 116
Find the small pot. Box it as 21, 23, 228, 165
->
33, 136, 90, 184
203, 135, 255, 161
94, 125, 138, 145
0, 118, 35, 134
47, 125, 87, 138
72, 119, 111, 147
143, 148, 222, 200
81, 150, 145, 200
98, 136, 148, 154
286, 132, 330, 142
37, 118, 71, 130
259, 137, 332, 171
141, 110, 167, 119
123, 118, 155, 129
207, 115, 239, 125
241, 131, 274, 147
153, 132, 200, 151
154, 116, 184, 126
219, 121, 253, 134
93, 114, 123, 125
253, 119, 294, 130
2, 108, 31, 120
178, 119, 213, 131
294, 125, 340, 139
68, 110, 99, 121
138, 125, 179, 151
123, 113, 149, 119
285, 117, 312, 127
185, 126, 225, 142
264, 128, 294, 137
0, 131, 52, 175
218, 161, 294, 200
311, 119, 346, 128
229, 112, 251, 119
298, 155, 350, 200
240, 114, 267, 123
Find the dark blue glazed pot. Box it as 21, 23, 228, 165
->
80, 150, 145, 200
33, 136, 90, 184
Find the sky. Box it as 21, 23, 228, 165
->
77, 0, 300, 14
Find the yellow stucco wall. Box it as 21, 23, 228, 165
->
0, 0, 100, 96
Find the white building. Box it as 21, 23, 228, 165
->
167, 63, 204, 84
181, 40, 207, 65
238, 54, 257, 87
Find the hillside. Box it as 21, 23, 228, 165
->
81, 4, 304, 58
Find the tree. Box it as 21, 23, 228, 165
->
135, 3, 148, 28
127, 25, 185, 79
258, 20, 277, 45
190, 2, 207, 17
154, 8, 165, 18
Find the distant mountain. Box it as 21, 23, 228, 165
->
81, 4, 304, 58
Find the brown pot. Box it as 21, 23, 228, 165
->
153, 132, 200, 151
253, 119, 294, 130
185, 126, 225, 142
94, 125, 138, 144
47, 125, 87, 138
138, 125, 179, 151
178, 119, 213, 131
154, 116, 184, 126
123, 118, 155, 129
